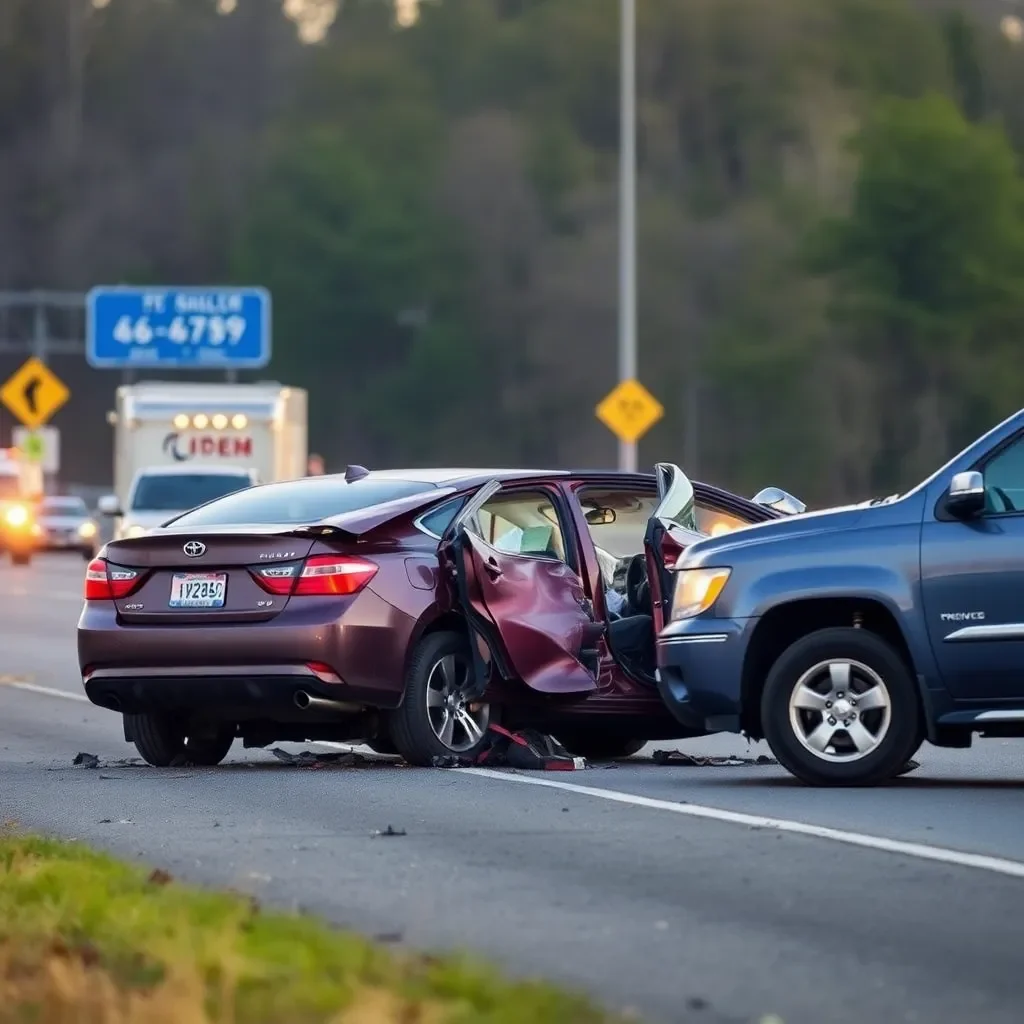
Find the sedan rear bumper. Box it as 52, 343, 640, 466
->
83, 663, 366, 718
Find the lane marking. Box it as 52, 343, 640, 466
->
1, 680, 88, 702
458, 766, 1024, 881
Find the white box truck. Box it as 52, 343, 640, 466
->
98, 381, 307, 539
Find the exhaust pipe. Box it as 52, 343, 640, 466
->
293, 690, 359, 713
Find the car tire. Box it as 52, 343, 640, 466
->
128, 714, 234, 767
128, 713, 186, 767
761, 627, 922, 787
555, 733, 645, 761
389, 631, 492, 767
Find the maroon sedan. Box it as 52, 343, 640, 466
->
77, 465, 793, 767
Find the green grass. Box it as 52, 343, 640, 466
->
0, 832, 625, 1024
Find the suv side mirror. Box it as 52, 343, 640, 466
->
946, 471, 985, 518
752, 487, 806, 515
97, 494, 122, 517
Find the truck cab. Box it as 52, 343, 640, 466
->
655, 407, 1024, 787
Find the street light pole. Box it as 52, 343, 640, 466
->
618, 0, 637, 472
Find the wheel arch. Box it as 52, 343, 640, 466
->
739, 596, 920, 738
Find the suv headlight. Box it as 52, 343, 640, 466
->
671, 568, 731, 621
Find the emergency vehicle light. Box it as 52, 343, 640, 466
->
170, 413, 249, 430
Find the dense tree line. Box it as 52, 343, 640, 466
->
1, 0, 1023, 503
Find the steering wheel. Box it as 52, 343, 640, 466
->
625, 553, 651, 616
989, 486, 1014, 513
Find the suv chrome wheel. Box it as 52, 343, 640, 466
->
788, 659, 891, 762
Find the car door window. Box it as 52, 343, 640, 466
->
469, 490, 568, 561
984, 436, 1024, 513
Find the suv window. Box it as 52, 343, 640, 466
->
984, 436, 1024, 513
168, 476, 437, 526
131, 473, 252, 513
469, 490, 568, 561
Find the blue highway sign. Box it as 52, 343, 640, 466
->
86, 286, 271, 369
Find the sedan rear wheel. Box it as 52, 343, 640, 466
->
390, 631, 491, 766
128, 713, 234, 767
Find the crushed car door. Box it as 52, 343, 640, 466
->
644, 463, 706, 632
439, 480, 601, 699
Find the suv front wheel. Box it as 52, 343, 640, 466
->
761, 627, 922, 787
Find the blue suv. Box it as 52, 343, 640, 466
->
655, 409, 1024, 786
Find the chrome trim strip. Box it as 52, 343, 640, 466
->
85, 664, 315, 680
657, 633, 729, 645
944, 623, 1024, 642
974, 709, 1024, 722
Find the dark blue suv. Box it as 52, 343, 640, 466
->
655, 409, 1024, 786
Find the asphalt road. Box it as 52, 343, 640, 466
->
3, 555, 1024, 1024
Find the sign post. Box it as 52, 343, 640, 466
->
86, 286, 272, 370
595, 379, 664, 452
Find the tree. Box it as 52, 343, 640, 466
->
811, 92, 1024, 489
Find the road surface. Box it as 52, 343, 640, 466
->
3, 555, 1024, 1024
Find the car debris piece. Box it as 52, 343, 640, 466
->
431, 725, 587, 770
651, 749, 774, 767
373, 825, 407, 838
269, 747, 365, 768
72, 752, 99, 769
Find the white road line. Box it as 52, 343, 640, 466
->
458, 766, 1024, 882
2, 681, 88, 702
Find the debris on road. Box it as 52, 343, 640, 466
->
72, 752, 99, 769
432, 726, 587, 771
652, 749, 777, 767
269, 747, 367, 769
373, 825, 407, 838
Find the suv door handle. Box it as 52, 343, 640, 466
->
484, 559, 503, 580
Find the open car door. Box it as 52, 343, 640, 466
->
438, 480, 602, 700
643, 464, 706, 633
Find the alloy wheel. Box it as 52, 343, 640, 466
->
425, 652, 489, 752
787, 659, 892, 763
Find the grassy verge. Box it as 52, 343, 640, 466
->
0, 832, 624, 1024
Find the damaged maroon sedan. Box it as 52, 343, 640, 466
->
77, 465, 797, 767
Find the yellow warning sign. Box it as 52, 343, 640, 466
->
0, 357, 70, 429
595, 379, 664, 443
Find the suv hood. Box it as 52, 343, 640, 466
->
678, 500, 875, 568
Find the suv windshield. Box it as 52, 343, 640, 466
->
130, 473, 251, 513
167, 476, 438, 526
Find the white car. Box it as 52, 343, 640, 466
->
98, 465, 259, 540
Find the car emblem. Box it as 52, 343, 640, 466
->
183, 541, 206, 557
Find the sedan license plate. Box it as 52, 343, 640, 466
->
169, 572, 227, 609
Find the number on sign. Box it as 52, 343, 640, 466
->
207, 316, 227, 345
113, 316, 134, 344
188, 315, 207, 342
133, 317, 153, 344
167, 316, 189, 343
225, 315, 246, 344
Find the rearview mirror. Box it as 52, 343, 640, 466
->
97, 494, 121, 517
585, 507, 617, 525
946, 471, 985, 519
752, 487, 806, 515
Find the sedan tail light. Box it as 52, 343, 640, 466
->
254, 554, 378, 597
84, 558, 139, 601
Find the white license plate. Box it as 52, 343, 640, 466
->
169, 572, 227, 609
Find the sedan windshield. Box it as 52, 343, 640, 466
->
130, 473, 251, 512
